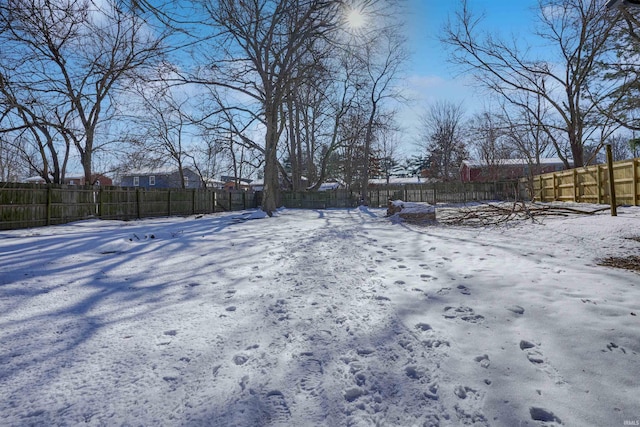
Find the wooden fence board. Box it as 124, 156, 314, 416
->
528, 157, 640, 206
0, 183, 261, 230
1, 179, 524, 231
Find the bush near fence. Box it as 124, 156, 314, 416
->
1, 180, 521, 230
527, 157, 640, 206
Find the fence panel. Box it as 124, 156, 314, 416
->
99, 187, 138, 220
529, 157, 640, 206
0, 183, 48, 229
0, 183, 262, 230
281, 182, 519, 210
2, 179, 529, 231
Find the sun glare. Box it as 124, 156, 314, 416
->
346, 7, 366, 29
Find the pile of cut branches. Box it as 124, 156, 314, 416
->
436, 201, 610, 227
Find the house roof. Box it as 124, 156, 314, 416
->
25, 174, 87, 182
220, 176, 253, 184
461, 158, 571, 168
122, 167, 196, 176
369, 176, 430, 185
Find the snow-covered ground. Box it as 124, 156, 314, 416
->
1, 204, 639, 426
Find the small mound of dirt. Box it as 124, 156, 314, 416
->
598, 255, 640, 272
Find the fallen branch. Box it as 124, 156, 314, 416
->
437, 202, 610, 227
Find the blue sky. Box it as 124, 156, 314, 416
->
397, 0, 539, 154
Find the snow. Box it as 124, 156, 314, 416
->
1, 204, 639, 426
390, 200, 436, 214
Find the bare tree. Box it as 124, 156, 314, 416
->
442, 0, 621, 168
130, 78, 197, 188
193, 0, 340, 215
0, 0, 167, 184
355, 26, 408, 204
420, 100, 467, 181
467, 110, 513, 181
599, 3, 640, 131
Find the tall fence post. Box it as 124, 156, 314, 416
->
606, 144, 617, 217
596, 165, 602, 204
538, 175, 543, 202
633, 158, 639, 206
46, 185, 52, 226
98, 187, 103, 218
136, 188, 141, 219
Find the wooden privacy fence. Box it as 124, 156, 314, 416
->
529, 157, 640, 206
281, 181, 520, 209
0, 183, 259, 230
1, 180, 520, 230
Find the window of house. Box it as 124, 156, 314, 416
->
149, 176, 155, 186
133, 176, 139, 186
183, 176, 189, 187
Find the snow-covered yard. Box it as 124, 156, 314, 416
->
1, 204, 639, 426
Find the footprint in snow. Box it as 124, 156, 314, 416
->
299, 358, 324, 395
474, 354, 490, 368
262, 391, 291, 424
443, 306, 484, 323
405, 365, 427, 380
519, 340, 543, 364
506, 305, 525, 315
415, 322, 432, 332
519, 340, 565, 384
457, 284, 471, 295
530, 407, 562, 424
453, 385, 488, 426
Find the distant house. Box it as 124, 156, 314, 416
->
368, 176, 433, 187
204, 178, 226, 189
460, 158, 570, 182
120, 168, 202, 189
24, 174, 112, 186
317, 180, 345, 191
221, 176, 253, 191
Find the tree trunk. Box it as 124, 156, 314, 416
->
360, 107, 376, 205
262, 110, 280, 216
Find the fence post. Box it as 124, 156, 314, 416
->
98, 187, 103, 218
596, 165, 602, 204
633, 158, 638, 206
136, 188, 141, 219
552, 174, 558, 201
168, 190, 172, 216
46, 185, 52, 226
606, 144, 617, 216
573, 169, 578, 202
538, 175, 543, 202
